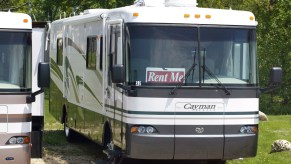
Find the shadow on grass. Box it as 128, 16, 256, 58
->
43, 130, 105, 163
43, 130, 215, 164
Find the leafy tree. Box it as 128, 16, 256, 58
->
199, 0, 291, 113
2, 0, 290, 113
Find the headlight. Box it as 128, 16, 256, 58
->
146, 126, 155, 134
8, 137, 17, 144
240, 126, 258, 134
131, 125, 158, 134
137, 126, 146, 133
16, 137, 24, 144
6, 136, 30, 145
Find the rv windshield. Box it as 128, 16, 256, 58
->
126, 24, 257, 86
0, 31, 32, 91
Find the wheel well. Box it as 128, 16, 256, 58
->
61, 105, 67, 124
102, 121, 112, 148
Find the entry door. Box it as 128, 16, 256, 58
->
104, 20, 124, 147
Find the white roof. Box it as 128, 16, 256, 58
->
107, 6, 257, 26
0, 11, 32, 29
52, 2, 257, 27
62, 9, 108, 25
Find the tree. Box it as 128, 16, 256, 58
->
2, 0, 290, 113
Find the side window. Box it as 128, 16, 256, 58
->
115, 29, 122, 65
107, 26, 115, 85
99, 36, 103, 71
57, 38, 63, 66
86, 36, 97, 70
107, 24, 122, 85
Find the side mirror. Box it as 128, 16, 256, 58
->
112, 64, 125, 83
261, 67, 282, 93
38, 62, 50, 88
269, 67, 282, 86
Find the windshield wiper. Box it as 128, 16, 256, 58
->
169, 50, 197, 95
169, 63, 197, 95
202, 65, 231, 95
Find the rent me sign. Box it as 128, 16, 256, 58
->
146, 67, 185, 83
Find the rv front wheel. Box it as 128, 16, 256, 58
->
63, 114, 76, 142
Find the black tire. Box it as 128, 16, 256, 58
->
102, 123, 112, 148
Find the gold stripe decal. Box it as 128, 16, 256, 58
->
0, 113, 32, 123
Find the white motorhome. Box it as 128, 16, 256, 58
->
0, 12, 49, 163
49, 0, 282, 162
31, 22, 49, 158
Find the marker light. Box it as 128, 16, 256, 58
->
133, 12, 139, 17
184, 14, 190, 18
249, 16, 255, 21
240, 126, 258, 134
194, 14, 200, 18
205, 14, 211, 19
23, 19, 29, 23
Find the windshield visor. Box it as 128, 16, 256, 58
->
0, 30, 32, 91
126, 24, 257, 86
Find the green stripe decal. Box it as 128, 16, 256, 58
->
51, 59, 63, 81
84, 81, 102, 106
104, 104, 258, 115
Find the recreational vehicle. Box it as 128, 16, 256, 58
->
49, 0, 282, 162
0, 12, 49, 163
31, 22, 50, 158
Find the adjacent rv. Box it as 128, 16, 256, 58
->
49, 0, 282, 162
0, 12, 49, 163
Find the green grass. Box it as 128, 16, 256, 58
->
228, 115, 291, 164
43, 100, 66, 146
43, 100, 291, 163
44, 100, 63, 130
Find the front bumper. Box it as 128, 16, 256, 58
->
125, 125, 257, 160
0, 144, 31, 164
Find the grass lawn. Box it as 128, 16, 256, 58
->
228, 115, 291, 164
43, 100, 291, 163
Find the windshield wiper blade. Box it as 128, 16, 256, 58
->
169, 63, 197, 95
202, 65, 231, 95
